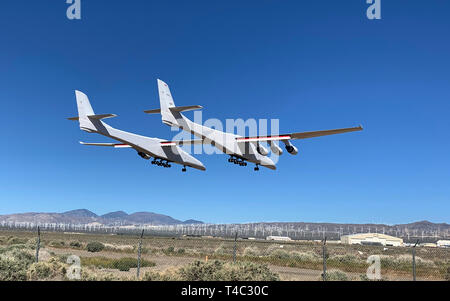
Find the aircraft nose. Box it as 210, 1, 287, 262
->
260, 156, 277, 170
189, 156, 206, 171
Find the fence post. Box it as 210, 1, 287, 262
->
233, 231, 238, 263
412, 239, 419, 281
137, 229, 144, 279
322, 237, 327, 281
35, 226, 41, 263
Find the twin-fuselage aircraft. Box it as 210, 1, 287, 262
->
69, 80, 363, 172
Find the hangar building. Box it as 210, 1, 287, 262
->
340, 233, 403, 247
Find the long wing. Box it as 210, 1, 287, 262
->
80, 142, 132, 148
236, 126, 363, 143
160, 139, 205, 147
81, 139, 207, 149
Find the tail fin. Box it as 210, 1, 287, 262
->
68, 90, 97, 132
75, 90, 95, 118
157, 79, 179, 127
158, 79, 176, 112
149, 79, 201, 127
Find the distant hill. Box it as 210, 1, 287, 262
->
183, 219, 204, 225
0, 209, 203, 226
100, 211, 128, 219
63, 209, 98, 218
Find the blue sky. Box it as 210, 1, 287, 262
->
0, 1, 449, 224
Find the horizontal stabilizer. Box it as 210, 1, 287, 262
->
80, 142, 131, 148
87, 114, 117, 120
144, 109, 161, 114
169, 105, 203, 112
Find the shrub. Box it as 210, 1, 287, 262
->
177, 248, 185, 255
323, 270, 349, 281
26, 258, 67, 281
69, 241, 82, 248
446, 266, 450, 281
166, 246, 175, 253
243, 246, 260, 257
49, 241, 65, 248
290, 251, 321, 263
80, 268, 129, 281
0, 246, 35, 281
178, 260, 280, 281
86, 242, 105, 253
269, 249, 291, 260
6, 236, 29, 245
330, 254, 359, 266
0, 258, 30, 281
81, 257, 155, 271
143, 270, 180, 281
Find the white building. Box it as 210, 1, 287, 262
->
340, 233, 403, 247
266, 236, 292, 242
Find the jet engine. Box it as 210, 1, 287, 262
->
284, 142, 298, 155
268, 142, 283, 155
256, 144, 269, 156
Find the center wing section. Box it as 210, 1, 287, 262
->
80, 142, 132, 148
160, 139, 206, 147
236, 125, 363, 143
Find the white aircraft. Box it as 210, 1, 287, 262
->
144, 79, 363, 171
68, 90, 206, 172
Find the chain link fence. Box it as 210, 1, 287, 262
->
1, 229, 449, 281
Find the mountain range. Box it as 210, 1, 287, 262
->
0, 209, 203, 225
0, 210, 448, 235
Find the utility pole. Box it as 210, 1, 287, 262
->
412, 239, 419, 281
137, 229, 144, 279
233, 232, 238, 263
35, 226, 41, 263
322, 237, 327, 281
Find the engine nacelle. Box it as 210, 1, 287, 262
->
256, 145, 269, 156
285, 144, 298, 155
138, 152, 151, 160
269, 143, 283, 155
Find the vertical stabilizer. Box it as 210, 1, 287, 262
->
157, 79, 180, 127
75, 90, 95, 118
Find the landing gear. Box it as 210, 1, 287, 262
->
151, 158, 172, 168
228, 156, 247, 167
182, 166, 187, 173
254, 164, 260, 171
